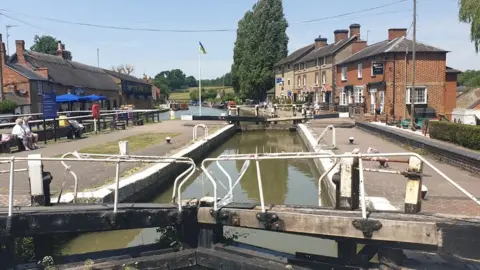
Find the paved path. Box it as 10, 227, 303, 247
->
310, 124, 480, 215
0, 121, 226, 206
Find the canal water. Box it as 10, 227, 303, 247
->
60, 108, 337, 257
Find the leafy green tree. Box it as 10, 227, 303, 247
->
30, 35, 73, 60
459, 0, 480, 52
458, 70, 480, 87
185, 76, 198, 87
232, 0, 288, 100
167, 69, 186, 90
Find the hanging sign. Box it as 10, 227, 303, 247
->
372, 63, 384, 75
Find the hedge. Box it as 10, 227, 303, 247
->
429, 121, 480, 150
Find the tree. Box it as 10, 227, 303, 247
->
232, 0, 288, 100
458, 69, 480, 87
185, 76, 198, 87
167, 69, 187, 90
30, 35, 73, 60
112, 64, 135, 74
459, 0, 480, 53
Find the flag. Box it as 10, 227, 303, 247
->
199, 41, 207, 54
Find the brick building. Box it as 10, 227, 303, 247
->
335, 28, 460, 120
1, 36, 121, 113
293, 24, 366, 104
105, 70, 152, 109
273, 44, 315, 100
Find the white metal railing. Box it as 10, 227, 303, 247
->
192, 124, 209, 140
174, 152, 480, 218
3, 154, 196, 216
316, 125, 336, 149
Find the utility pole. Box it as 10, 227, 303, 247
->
0, 34, 4, 101
410, 0, 417, 130
6, 25, 18, 56
97, 48, 100, 67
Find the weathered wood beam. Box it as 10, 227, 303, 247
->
197, 206, 480, 260
0, 203, 190, 237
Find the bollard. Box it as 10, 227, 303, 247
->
273, 104, 278, 117
119, 141, 129, 156
337, 157, 360, 210
292, 105, 297, 116
255, 105, 259, 116
404, 156, 424, 213
236, 106, 241, 116
28, 154, 46, 206
170, 109, 176, 120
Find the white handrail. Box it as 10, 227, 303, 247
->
59, 152, 196, 205
316, 125, 336, 149
190, 151, 480, 213
4, 154, 196, 216
193, 124, 209, 140
60, 152, 79, 203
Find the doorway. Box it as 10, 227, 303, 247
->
370, 89, 377, 113
379, 91, 385, 114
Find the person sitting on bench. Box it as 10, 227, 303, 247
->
12, 118, 32, 151
59, 113, 83, 139
23, 117, 39, 149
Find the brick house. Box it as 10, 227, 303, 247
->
105, 70, 152, 109
335, 28, 460, 120
273, 44, 315, 101
0, 35, 123, 113
293, 24, 367, 105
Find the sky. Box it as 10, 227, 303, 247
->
0, 0, 476, 79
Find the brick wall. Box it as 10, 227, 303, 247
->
336, 51, 450, 119
445, 73, 458, 119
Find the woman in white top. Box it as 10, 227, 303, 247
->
11, 118, 32, 151
23, 117, 39, 149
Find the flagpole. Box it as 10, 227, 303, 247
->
198, 52, 202, 116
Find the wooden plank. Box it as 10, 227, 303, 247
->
197, 207, 439, 246
0, 204, 192, 237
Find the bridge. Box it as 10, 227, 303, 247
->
1, 148, 480, 269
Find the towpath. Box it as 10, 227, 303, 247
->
0, 121, 227, 206
309, 121, 480, 215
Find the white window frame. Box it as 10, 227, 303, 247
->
406, 87, 428, 104
321, 57, 326, 65
315, 73, 319, 84
358, 63, 363, 79
354, 86, 363, 104
315, 59, 319, 67
297, 76, 301, 87
303, 75, 306, 86
371, 61, 376, 76
322, 72, 326, 84
341, 66, 347, 81
339, 88, 347, 106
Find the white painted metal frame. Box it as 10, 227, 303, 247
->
2, 154, 196, 216
316, 125, 336, 149
176, 152, 480, 217
193, 124, 209, 140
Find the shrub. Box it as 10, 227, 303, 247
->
0, 100, 18, 113
429, 121, 480, 150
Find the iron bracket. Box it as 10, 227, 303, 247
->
209, 209, 237, 225
352, 219, 382, 238
256, 212, 283, 230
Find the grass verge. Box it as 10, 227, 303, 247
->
78, 132, 179, 155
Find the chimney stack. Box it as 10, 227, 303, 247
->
57, 40, 64, 58
0, 35, 6, 66
15, 40, 25, 65
388, 28, 407, 41
314, 36, 328, 49
334, 29, 349, 43
352, 40, 367, 54
349, 24, 361, 39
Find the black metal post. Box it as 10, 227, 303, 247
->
43, 119, 47, 145
53, 118, 57, 142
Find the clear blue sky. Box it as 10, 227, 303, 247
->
0, 0, 476, 79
